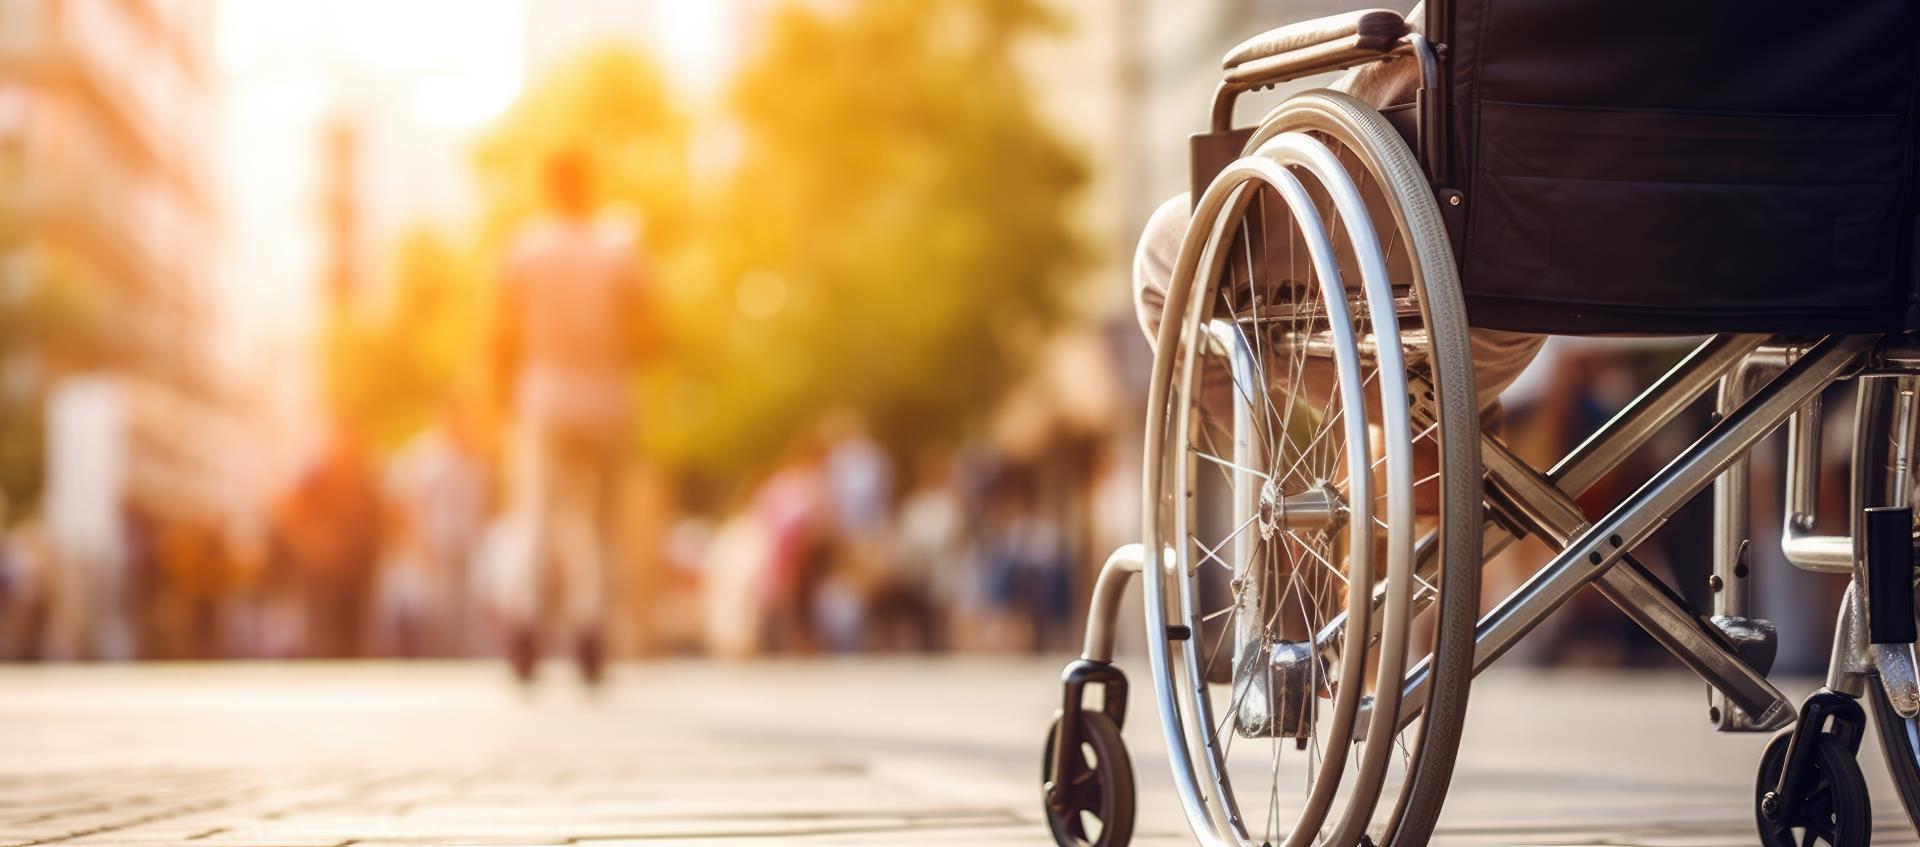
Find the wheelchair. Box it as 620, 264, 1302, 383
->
1039, 2, 1920, 845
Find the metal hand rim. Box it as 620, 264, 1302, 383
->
1140, 127, 1416, 847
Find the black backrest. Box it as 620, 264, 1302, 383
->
1443, 0, 1919, 334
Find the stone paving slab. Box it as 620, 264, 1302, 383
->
0, 659, 1914, 846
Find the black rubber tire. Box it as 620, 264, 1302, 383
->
1756, 729, 1872, 847
1867, 675, 1920, 836
1041, 711, 1135, 847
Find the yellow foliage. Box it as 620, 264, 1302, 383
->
648, 0, 1088, 485
322, 227, 489, 451
323, 4, 1087, 495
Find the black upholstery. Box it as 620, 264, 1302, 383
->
1441, 0, 1920, 334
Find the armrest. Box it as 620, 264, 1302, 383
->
1223, 9, 1409, 69
1220, 9, 1410, 87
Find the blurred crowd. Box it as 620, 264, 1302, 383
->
685, 410, 1088, 659
0, 401, 1107, 666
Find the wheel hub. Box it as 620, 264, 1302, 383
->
1257, 480, 1342, 541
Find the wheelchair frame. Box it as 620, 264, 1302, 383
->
1047, 4, 1920, 844
1073, 333, 1920, 775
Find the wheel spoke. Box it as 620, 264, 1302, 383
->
1201, 605, 1238, 623
1414, 572, 1438, 599
1205, 595, 1238, 678
1193, 448, 1271, 480
1273, 405, 1345, 485
1188, 512, 1263, 576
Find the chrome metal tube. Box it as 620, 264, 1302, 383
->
1890, 377, 1917, 507
1400, 335, 1869, 723
1781, 390, 1851, 572
1210, 321, 1266, 687
1597, 557, 1793, 729
1323, 338, 1770, 679
1474, 435, 1792, 728
1709, 353, 1782, 730
1081, 544, 1145, 663
1317, 338, 1760, 658
1713, 357, 1781, 620
1548, 334, 1770, 495
1781, 535, 1852, 572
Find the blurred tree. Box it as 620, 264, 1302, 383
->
322, 227, 488, 451
653, 0, 1088, 482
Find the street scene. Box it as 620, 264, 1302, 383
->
3, 0, 1919, 845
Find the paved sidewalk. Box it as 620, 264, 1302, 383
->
0, 659, 1914, 846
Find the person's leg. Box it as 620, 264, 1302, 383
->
501, 423, 555, 681
1469, 329, 1548, 421
553, 436, 615, 685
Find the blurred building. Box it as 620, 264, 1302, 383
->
0, 2, 249, 542
0, 0, 215, 366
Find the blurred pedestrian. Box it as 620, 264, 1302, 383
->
41, 377, 134, 660
975, 466, 1070, 652
271, 422, 382, 658
868, 451, 959, 651
754, 438, 833, 654
0, 495, 50, 660
699, 507, 769, 659
491, 146, 655, 685
376, 401, 492, 657
815, 411, 892, 651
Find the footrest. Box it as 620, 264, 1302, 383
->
1711, 615, 1779, 677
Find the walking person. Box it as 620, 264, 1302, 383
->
492, 147, 655, 685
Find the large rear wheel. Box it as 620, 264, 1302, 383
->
1139, 90, 1480, 846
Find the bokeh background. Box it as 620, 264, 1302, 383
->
0, 0, 1850, 673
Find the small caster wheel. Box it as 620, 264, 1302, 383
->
1756, 728, 1872, 847
1041, 710, 1134, 847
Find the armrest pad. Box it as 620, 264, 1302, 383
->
1222, 9, 1410, 70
